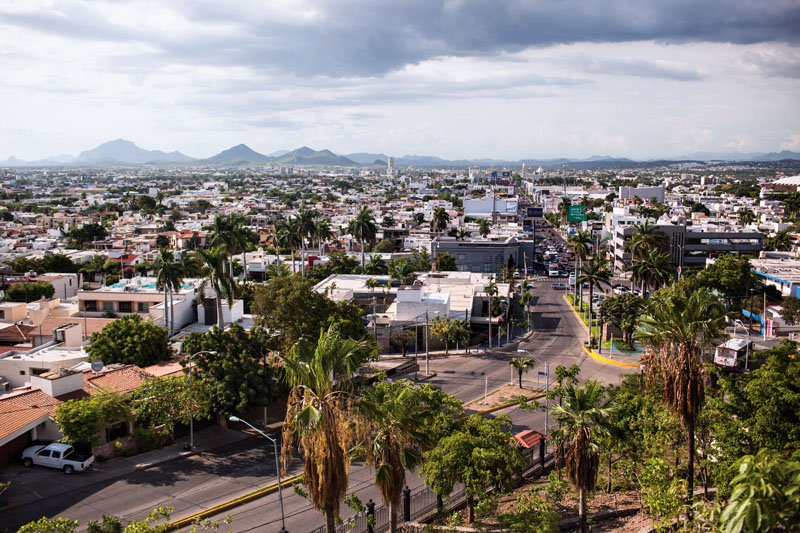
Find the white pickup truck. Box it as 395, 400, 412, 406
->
22, 443, 94, 474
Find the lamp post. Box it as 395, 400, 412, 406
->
518, 349, 549, 434
185, 350, 217, 451
229, 416, 288, 533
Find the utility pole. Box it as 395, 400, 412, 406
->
425, 311, 430, 375
763, 292, 767, 341
371, 296, 377, 341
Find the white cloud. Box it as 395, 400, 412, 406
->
780, 134, 800, 152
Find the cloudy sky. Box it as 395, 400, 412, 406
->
1, 0, 799, 161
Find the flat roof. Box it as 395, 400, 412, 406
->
751, 258, 800, 285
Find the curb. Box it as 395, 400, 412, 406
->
413, 372, 437, 383
563, 294, 590, 335
582, 345, 640, 368
133, 450, 202, 472
166, 473, 304, 530
459, 392, 546, 421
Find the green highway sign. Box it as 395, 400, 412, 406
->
567, 205, 587, 222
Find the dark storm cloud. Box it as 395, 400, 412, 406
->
3, 0, 799, 78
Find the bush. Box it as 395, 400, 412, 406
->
7, 281, 55, 302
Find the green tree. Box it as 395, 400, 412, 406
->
347, 207, 378, 269
578, 255, 611, 345
388, 257, 417, 286
509, 356, 535, 388
781, 296, 800, 325
689, 201, 711, 217
354, 381, 436, 533
372, 238, 395, 253
86, 314, 170, 367
252, 275, 368, 351
54, 391, 131, 445
631, 248, 673, 296
182, 324, 278, 418
626, 220, 666, 259
364, 254, 388, 275
7, 281, 55, 302
130, 375, 210, 437
198, 245, 235, 330
18, 517, 79, 533
569, 230, 593, 308
423, 415, 527, 523
600, 293, 645, 345
764, 229, 794, 251
153, 248, 183, 336
381, 214, 395, 228
68, 223, 108, 249
431, 206, 450, 233
715, 449, 800, 533
435, 251, 457, 271
738, 209, 757, 226
636, 286, 726, 517
430, 315, 469, 354
477, 218, 491, 238
411, 248, 432, 271
281, 328, 378, 533
550, 381, 616, 533
694, 254, 755, 308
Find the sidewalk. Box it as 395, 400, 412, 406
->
1, 425, 252, 511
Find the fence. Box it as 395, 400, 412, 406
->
308, 441, 548, 533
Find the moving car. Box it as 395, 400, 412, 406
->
22, 443, 94, 474
551, 283, 568, 290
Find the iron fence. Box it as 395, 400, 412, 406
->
308, 442, 547, 533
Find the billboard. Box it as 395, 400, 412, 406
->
526, 207, 543, 218
567, 205, 587, 222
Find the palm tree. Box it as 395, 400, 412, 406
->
782, 191, 800, 218
388, 258, 416, 286
456, 227, 470, 241
764, 229, 794, 251
431, 207, 450, 234
313, 218, 333, 257
347, 207, 378, 269
477, 218, 491, 238
198, 245, 235, 330
486, 278, 498, 349
626, 220, 666, 259
551, 381, 616, 533
365, 254, 388, 275
281, 328, 377, 533
295, 205, 318, 277
578, 255, 611, 345
630, 248, 673, 296
635, 287, 726, 518
153, 249, 183, 336
569, 230, 593, 309
737, 208, 756, 227
354, 382, 433, 533
412, 212, 425, 228
558, 198, 571, 227
508, 357, 534, 388
284, 218, 302, 274
179, 251, 202, 277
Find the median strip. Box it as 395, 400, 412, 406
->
166, 473, 303, 530
582, 345, 640, 368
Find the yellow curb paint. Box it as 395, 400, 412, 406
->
166, 473, 304, 530
582, 345, 640, 368
414, 372, 437, 383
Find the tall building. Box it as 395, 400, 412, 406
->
387, 156, 395, 176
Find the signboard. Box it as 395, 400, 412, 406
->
526, 207, 543, 218
567, 205, 587, 222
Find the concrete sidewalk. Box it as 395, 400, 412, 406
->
0, 425, 251, 511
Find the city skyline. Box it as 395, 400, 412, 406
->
1, 1, 799, 161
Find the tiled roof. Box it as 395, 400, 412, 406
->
0, 395, 50, 442
142, 360, 185, 378
0, 324, 35, 343
514, 429, 545, 449
2, 389, 61, 415
85, 365, 152, 395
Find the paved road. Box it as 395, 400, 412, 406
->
3, 282, 635, 532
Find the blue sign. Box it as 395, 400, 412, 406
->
538, 371, 547, 376
527, 207, 543, 218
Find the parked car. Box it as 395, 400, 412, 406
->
552, 283, 568, 290
613, 285, 630, 295
22, 443, 94, 474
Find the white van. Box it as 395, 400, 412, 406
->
548, 266, 560, 277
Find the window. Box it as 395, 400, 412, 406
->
51, 451, 61, 459
37, 450, 51, 457
457, 253, 466, 261
118, 301, 132, 313
84, 300, 97, 312
0, 310, 4, 319
137, 302, 149, 313
102, 301, 114, 312
19, 370, 26, 375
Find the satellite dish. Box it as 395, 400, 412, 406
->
91, 360, 104, 373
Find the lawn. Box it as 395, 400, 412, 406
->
564, 293, 600, 339
602, 338, 634, 351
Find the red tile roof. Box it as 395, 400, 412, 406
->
0, 395, 51, 442
514, 429, 546, 448
84, 365, 152, 395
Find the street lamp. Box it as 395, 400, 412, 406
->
229, 416, 288, 533
185, 350, 217, 451
518, 349, 549, 435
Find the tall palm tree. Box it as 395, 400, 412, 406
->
551, 380, 616, 533
347, 207, 378, 269
569, 230, 593, 308
208, 214, 249, 280
431, 207, 450, 234
477, 218, 491, 238
764, 229, 793, 251
281, 328, 377, 533
365, 254, 388, 275
388, 258, 416, 286
635, 287, 726, 518
630, 248, 673, 296
508, 357, 534, 388
153, 248, 183, 336
456, 227, 470, 241
198, 245, 235, 330
782, 191, 800, 218
558, 198, 571, 227
578, 255, 611, 345
295, 205, 318, 277
737, 208, 756, 227
313, 218, 333, 257
284, 218, 302, 274
626, 220, 666, 259
354, 382, 433, 533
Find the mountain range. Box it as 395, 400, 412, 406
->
1, 139, 799, 168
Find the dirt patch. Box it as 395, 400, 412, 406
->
464, 383, 544, 409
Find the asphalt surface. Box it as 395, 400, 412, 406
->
2, 280, 636, 533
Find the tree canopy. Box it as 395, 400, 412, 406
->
86, 314, 171, 367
